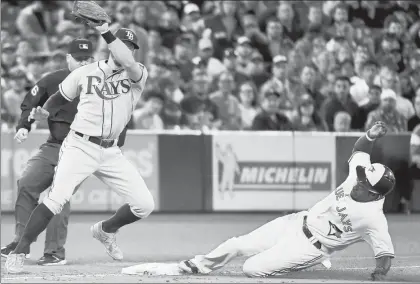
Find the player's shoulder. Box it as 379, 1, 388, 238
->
38, 68, 70, 86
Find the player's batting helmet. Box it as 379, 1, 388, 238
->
356, 164, 396, 196
115, 28, 139, 50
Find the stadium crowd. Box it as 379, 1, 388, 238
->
1, 0, 420, 132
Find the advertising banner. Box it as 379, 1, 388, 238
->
1, 131, 159, 212
212, 132, 335, 211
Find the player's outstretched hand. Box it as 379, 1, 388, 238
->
370, 271, 386, 281
14, 128, 29, 144
90, 22, 109, 33
368, 121, 387, 139
28, 106, 49, 122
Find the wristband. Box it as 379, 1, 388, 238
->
366, 131, 375, 141
101, 30, 116, 45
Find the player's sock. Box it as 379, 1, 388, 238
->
14, 203, 54, 254
102, 203, 140, 233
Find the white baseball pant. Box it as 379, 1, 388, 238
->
43, 130, 154, 218
188, 211, 329, 277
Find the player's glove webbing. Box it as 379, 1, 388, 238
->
71, 0, 111, 26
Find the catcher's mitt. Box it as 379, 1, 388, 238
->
71, 0, 111, 26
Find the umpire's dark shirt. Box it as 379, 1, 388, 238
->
17, 68, 128, 146
251, 111, 294, 131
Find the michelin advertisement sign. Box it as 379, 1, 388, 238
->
212, 133, 336, 211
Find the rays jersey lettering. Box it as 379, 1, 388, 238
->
86, 76, 131, 100
58, 60, 148, 138
305, 151, 395, 259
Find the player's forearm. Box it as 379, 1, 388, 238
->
101, 30, 137, 69
43, 91, 70, 116
353, 132, 376, 154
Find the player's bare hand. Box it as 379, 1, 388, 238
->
28, 106, 49, 122
14, 128, 29, 144
370, 271, 386, 281
90, 22, 109, 33
368, 121, 387, 139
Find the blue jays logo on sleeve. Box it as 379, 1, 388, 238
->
327, 221, 343, 239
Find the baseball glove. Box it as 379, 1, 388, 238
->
71, 0, 111, 26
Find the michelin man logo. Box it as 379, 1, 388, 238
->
215, 143, 240, 199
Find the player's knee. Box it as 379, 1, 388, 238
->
42, 196, 65, 215
242, 258, 266, 278
130, 195, 154, 218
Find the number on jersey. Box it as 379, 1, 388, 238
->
327, 221, 343, 239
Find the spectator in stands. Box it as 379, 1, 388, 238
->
400, 72, 416, 101
16, 1, 61, 52
25, 54, 48, 85
296, 64, 324, 109
181, 69, 220, 130
218, 48, 249, 95
181, 3, 205, 36
47, 51, 67, 71
234, 36, 253, 76
132, 90, 165, 130
376, 64, 415, 120
2, 69, 28, 128
247, 50, 271, 90
96, 2, 148, 64
146, 28, 173, 67
260, 55, 289, 101
321, 76, 360, 131
293, 94, 328, 131
251, 90, 294, 131
238, 81, 258, 130
173, 42, 194, 87
209, 71, 241, 130
327, 3, 354, 42
263, 17, 294, 60
158, 76, 183, 104
276, 1, 303, 42
196, 38, 225, 80
203, 1, 242, 61
1, 42, 17, 76
333, 111, 352, 132
365, 89, 407, 133
132, 3, 149, 30
408, 91, 420, 131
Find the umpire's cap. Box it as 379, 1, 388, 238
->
68, 38, 93, 60
356, 164, 396, 197
115, 28, 139, 50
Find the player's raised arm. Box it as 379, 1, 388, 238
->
96, 23, 144, 83
348, 122, 388, 170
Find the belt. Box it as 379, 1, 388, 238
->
303, 216, 322, 250
75, 131, 116, 148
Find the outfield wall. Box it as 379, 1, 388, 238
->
1, 130, 416, 213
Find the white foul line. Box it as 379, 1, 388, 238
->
2, 266, 420, 281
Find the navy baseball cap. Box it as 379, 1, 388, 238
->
115, 28, 139, 49
68, 38, 93, 59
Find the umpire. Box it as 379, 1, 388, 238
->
1, 38, 128, 265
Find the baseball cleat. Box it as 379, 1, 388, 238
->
1, 242, 30, 259
91, 221, 123, 260
178, 260, 200, 274
5, 253, 26, 274
37, 254, 67, 266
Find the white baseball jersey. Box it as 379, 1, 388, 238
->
306, 151, 394, 259
59, 60, 148, 139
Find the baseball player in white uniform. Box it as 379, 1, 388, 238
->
5, 22, 153, 274
129, 122, 395, 281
